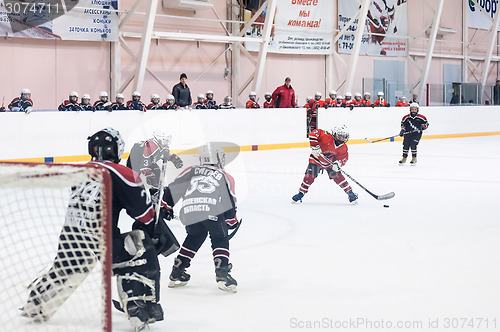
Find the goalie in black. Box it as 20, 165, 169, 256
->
20, 127, 177, 330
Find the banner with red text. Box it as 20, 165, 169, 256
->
245, 0, 334, 54
338, 0, 408, 56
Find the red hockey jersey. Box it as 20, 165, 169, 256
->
308, 129, 349, 169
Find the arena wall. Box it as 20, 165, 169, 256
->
0, 106, 499, 162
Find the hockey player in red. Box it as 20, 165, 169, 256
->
325, 90, 337, 107
306, 92, 327, 136
399, 103, 429, 165
331, 95, 345, 107
193, 94, 208, 109
361, 92, 372, 107
395, 96, 409, 107
147, 94, 164, 110
127, 91, 147, 112
8, 88, 34, 113
58, 91, 83, 111
292, 125, 358, 204
246, 91, 260, 108
263, 92, 275, 108
373, 91, 388, 107
353, 92, 363, 106
163, 95, 178, 110
344, 92, 357, 107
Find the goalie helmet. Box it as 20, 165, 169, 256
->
332, 124, 350, 143
88, 127, 125, 163
199, 143, 225, 167
152, 128, 172, 149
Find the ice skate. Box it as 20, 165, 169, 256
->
127, 301, 150, 331
410, 157, 417, 166
399, 157, 407, 165
292, 192, 304, 203
347, 190, 358, 204
215, 264, 237, 293
168, 267, 190, 288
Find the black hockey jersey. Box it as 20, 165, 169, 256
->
401, 113, 429, 133
126, 139, 170, 189
163, 165, 236, 226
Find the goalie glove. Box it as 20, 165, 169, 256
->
170, 154, 183, 169
311, 145, 321, 157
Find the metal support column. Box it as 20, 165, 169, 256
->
345, 0, 370, 93
252, 0, 277, 96
418, 0, 444, 104
480, 1, 500, 102
132, 0, 158, 93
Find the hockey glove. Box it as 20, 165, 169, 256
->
159, 206, 174, 222
311, 145, 321, 157
171, 154, 183, 169
226, 217, 240, 230
420, 123, 428, 130
331, 161, 341, 172
399, 129, 406, 137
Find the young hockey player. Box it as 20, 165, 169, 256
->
361, 92, 372, 107
193, 94, 208, 109
20, 128, 167, 330
399, 103, 429, 165
8, 88, 33, 113
395, 96, 409, 107
111, 93, 128, 111
58, 92, 83, 111
163, 95, 178, 110
306, 92, 327, 136
373, 91, 388, 107
292, 125, 358, 204
246, 91, 260, 108
163, 143, 240, 293
263, 92, 275, 108
147, 94, 164, 110
331, 95, 345, 107
93, 91, 112, 111
205, 90, 218, 109
127, 91, 147, 112
344, 92, 357, 107
80, 94, 95, 111
353, 92, 363, 106
325, 90, 337, 107
219, 96, 235, 109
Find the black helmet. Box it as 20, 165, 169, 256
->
88, 127, 125, 163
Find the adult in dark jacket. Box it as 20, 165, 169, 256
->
271, 77, 297, 108
172, 73, 192, 107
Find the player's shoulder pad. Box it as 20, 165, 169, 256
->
174, 165, 194, 180
401, 114, 410, 121
417, 114, 428, 121
143, 140, 161, 157
93, 161, 143, 187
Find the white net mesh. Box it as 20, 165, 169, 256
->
0, 162, 111, 332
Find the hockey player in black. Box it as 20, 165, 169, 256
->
163, 143, 240, 293
126, 129, 184, 196
163, 95, 178, 110
205, 90, 218, 109
58, 92, 83, 112
399, 103, 429, 165
93, 91, 112, 111
20, 128, 171, 329
8, 88, 34, 113
80, 94, 95, 111
111, 93, 128, 111
127, 91, 147, 112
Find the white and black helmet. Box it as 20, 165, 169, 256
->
88, 127, 125, 163
152, 128, 172, 149
332, 124, 350, 143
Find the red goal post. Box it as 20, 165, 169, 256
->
0, 162, 112, 332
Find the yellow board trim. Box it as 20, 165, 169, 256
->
2, 131, 499, 163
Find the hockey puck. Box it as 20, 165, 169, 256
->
383, 205, 389, 208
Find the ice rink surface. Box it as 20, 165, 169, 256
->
13, 135, 500, 332
114, 135, 499, 332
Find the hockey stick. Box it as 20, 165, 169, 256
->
364, 130, 417, 143
320, 154, 395, 200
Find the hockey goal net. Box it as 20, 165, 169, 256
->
0, 162, 112, 332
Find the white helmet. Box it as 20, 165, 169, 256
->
315, 91, 322, 97
329, 90, 337, 97
152, 128, 172, 149
336, 95, 344, 100
21, 88, 31, 95
99, 91, 108, 98
410, 102, 419, 110
132, 91, 141, 97
345, 92, 352, 97
199, 143, 225, 167
264, 92, 271, 97
364, 92, 371, 96
333, 124, 350, 143
151, 93, 160, 100
116, 93, 125, 99
224, 96, 232, 104
197, 93, 205, 99
70, 91, 78, 98
82, 94, 91, 100
166, 95, 175, 101
354, 92, 362, 98
249, 91, 257, 96
206, 90, 214, 95
377, 91, 384, 96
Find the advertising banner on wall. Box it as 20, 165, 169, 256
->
467, 0, 500, 31
338, 0, 408, 56
245, 0, 334, 55
0, 0, 119, 41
